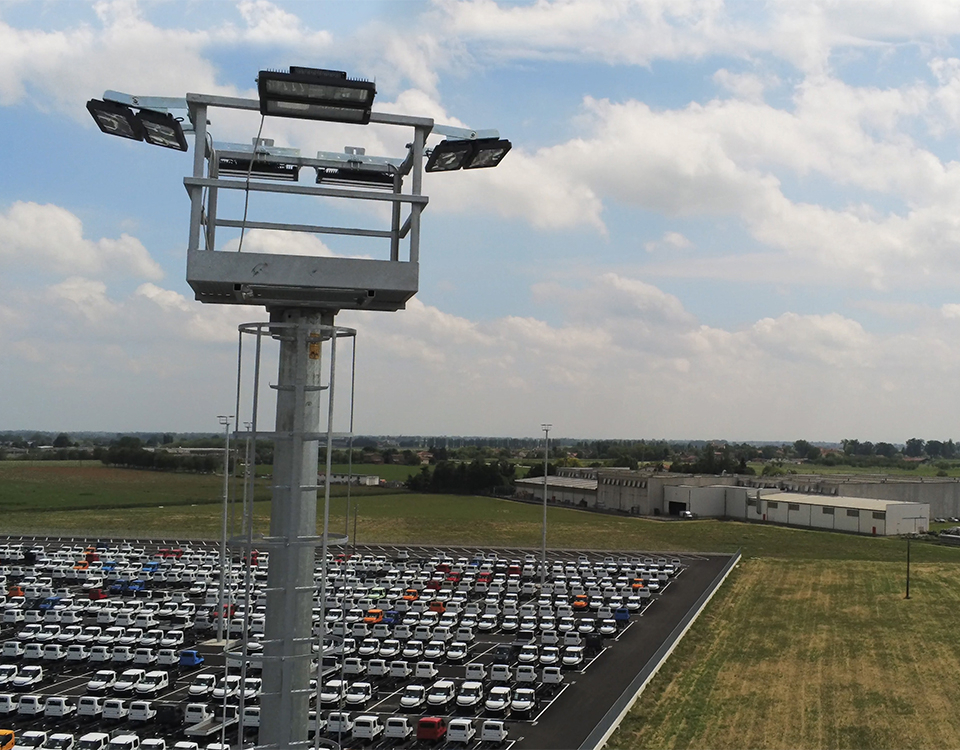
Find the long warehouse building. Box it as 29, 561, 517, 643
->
516, 471, 929, 536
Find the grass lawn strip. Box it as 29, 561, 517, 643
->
607, 559, 960, 750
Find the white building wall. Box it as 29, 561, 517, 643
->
809, 506, 836, 530
785, 502, 812, 527
885, 502, 929, 535
859, 511, 885, 536
764, 499, 790, 525
725, 487, 748, 518
835, 508, 861, 533
690, 487, 727, 517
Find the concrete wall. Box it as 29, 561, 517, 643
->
885, 502, 929, 535
690, 487, 727, 517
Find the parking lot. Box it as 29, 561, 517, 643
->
0, 537, 731, 749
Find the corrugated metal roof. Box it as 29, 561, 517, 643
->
516, 477, 598, 491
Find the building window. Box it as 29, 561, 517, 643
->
788, 503, 800, 511
872, 511, 886, 520
767, 502, 778, 509
822, 507, 834, 515
846, 509, 859, 517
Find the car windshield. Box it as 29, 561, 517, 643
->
23, 736, 45, 748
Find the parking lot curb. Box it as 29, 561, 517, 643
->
578, 549, 742, 750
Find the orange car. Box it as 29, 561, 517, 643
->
363, 609, 384, 624
572, 594, 589, 610
428, 600, 446, 615
631, 578, 646, 591
401, 588, 419, 602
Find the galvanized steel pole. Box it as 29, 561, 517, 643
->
541, 423, 551, 587
216, 414, 232, 644
260, 308, 327, 749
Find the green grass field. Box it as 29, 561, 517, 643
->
3, 462, 960, 748
608, 559, 960, 750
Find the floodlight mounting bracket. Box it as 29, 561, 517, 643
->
102, 90, 194, 131
432, 124, 500, 140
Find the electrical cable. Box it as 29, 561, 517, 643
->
237, 115, 266, 254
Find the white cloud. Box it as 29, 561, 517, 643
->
645, 231, 693, 252
0, 202, 163, 280
48, 277, 118, 324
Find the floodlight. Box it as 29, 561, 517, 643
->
424, 139, 474, 172
218, 157, 300, 182
464, 138, 512, 169
425, 137, 512, 172
315, 167, 397, 189
137, 109, 188, 152
258, 67, 376, 124
86, 99, 143, 141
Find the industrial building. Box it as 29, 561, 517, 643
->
671, 485, 929, 536
515, 468, 930, 536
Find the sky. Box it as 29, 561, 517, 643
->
3, 0, 960, 442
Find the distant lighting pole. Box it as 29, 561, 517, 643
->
216, 414, 232, 643
242, 421, 252, 537
541, 424, 551, 587
904, 515, 925, 599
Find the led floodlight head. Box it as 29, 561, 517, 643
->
258, 67, 377, 124
138, 109, 188, 152
425, 139, 475, 172
425, 137, 513, 172
315, 167, 397, 189
464, 138, 512, 169
218, 157, 301, 182
86, 99, 143, 141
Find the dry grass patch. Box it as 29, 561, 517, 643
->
609, 559, 960, 750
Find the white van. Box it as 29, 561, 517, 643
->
17, 694, 46, 716
448, 718, 476, 743
130, 700, 156, 722
66, 644, 91, 663
77, 733, 110, 750
241, 705, 260, 729
136, 671, 169, 696
44, 696, 75, 718
102, 699, 129, 720
383, 716, 413, 740
0, 694, 19, 716
480, 719, 509, 742
77, 696, 104, 718
106, 736, 140, 750
352, 715, 383, 741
